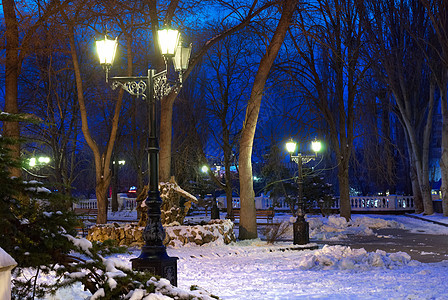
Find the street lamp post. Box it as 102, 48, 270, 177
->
201, 165, 220, 219
286, 138, 322, 245
96, 28, 191, 286
112, 159, 125, 212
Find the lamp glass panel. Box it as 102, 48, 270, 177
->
174, 45, 192, 71
311, 141, 322, 152
158, 29, 180, 56
286, 140, 297, 153
96, 37, 117, 65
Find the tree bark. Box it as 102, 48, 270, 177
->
238, 0, 297, 240
439, 80, 448, 216
3, 0, 21, 177
159, 92, 177, 182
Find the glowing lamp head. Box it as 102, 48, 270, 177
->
38, 156, 50, 164
96, 35, 118, 66
311, 140, 322, 153
286, 139, 297, 154
201, 165, 209, 173
158, 28, 180, 56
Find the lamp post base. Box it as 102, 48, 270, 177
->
131, 247, 178, 286
293, 215, 310, 245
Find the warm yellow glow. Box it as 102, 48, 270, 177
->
286, 139, 297, 153
29, 157, 36, 167
158, 29, 180, 56
96, 36, 118, 65
311, 140, 322, 153
38, 156, 50, 164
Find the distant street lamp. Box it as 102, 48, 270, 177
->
200, 165, 220, 219
96, 27, 191, 286
112, 159, 125, 212
29, 156, 51, 167
286, 138, 322, 245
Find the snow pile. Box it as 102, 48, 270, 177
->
307, 215, 405, 240
297, 245, 419, 270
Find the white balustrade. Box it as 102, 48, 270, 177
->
75, 194, 414, 213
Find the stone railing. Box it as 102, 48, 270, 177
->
87, 219, 236, 247
73, 196, 137, 211
76, 194, 414, 213
334, 195, 415, 211
217, 195, 414, 212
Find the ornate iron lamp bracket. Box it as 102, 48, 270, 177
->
153, 70, 181, 100
110, 76, 148, 100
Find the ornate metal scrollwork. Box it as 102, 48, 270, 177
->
111, 80, 147, 100
153, 71, 181, 100
291, 155, 315, 165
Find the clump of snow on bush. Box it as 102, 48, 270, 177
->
297, 245, 419, 270
63, 234, 93, 255
306, 215, 405, 240
123, 277, 216, 300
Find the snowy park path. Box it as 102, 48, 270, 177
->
320, 227, 448, 263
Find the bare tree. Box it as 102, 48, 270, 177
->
2, 0, 71, 177
199, 24, 252, 218
158, 0, 279, 183
421, 0, 448, 216
284, 0, 369, 220
238, 0, 297, 240
363, 0, 435, 214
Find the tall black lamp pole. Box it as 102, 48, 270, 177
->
96, 29, 191, 286
286, 138, 322, 245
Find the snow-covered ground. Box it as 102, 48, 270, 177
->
30, 214, 448, 299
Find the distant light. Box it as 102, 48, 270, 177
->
253, 176, 260, 181
286, 139, 297, 153
201, 165, 209, 173
118, 160, 125, 165
38, 156, 50, 164
29, 157, 36, 167
311, 140, 322, 153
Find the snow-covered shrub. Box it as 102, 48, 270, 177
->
26, 235, 219, 300
264, 221, 291, 244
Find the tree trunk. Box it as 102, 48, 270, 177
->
439, 79, 448, 216
66, 23, 120, 223
411, 163, 424, 213
338, 161, 351, 220
419, 82, 436, 215
238, 0, 296, 240
3, 0, 21, 178
159, 92, 177, 182
95, 179, 109, 224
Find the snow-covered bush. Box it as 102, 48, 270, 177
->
17, 235, 219, 300
264, 221, 291, 244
